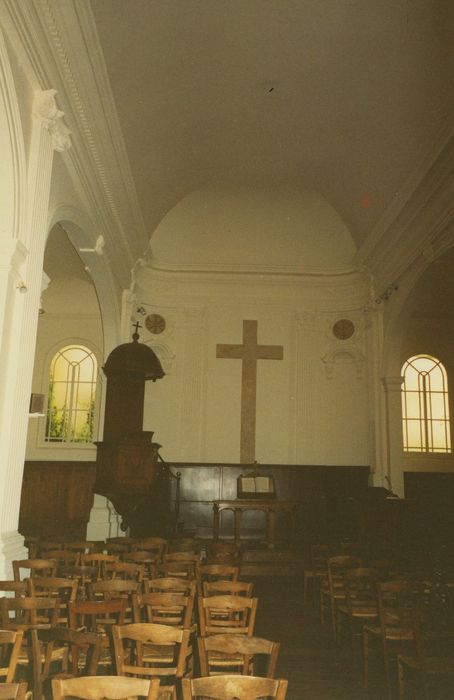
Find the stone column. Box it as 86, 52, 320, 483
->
0, 81, 71, 577
382, 376, 405, 497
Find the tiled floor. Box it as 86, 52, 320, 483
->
252, 577, 417, 700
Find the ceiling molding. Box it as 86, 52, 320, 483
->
356, 119, 454, 296
2, 0, 148, 288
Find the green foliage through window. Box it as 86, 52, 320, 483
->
45, 345, 97, 443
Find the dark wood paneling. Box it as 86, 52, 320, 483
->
19, 461, 96, 539
171, 463, 370, 543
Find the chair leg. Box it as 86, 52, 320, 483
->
397, 657, 405, 700
362, 628, 369, 688
382, 637, 392, 700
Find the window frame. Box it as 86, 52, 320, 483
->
401, 354, 452, 454
42, 341, 101, 447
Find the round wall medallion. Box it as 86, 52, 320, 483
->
145, 313, 166, 334
333, 318, 355, 340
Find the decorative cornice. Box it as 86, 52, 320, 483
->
1, 0, 148, 288
356, 119, 454, 296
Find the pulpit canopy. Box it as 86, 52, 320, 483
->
103, 338, 164, 381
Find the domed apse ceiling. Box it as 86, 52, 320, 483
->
150, 185, 356, 272
90, 0, 454, 266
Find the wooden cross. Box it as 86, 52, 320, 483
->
216, 320, 284, 463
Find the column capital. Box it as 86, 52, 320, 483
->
32, 89, 71, 152
382, 375, 404, 392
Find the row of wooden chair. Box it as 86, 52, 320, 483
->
303, 542, 454, 699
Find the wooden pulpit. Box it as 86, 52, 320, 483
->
95, 329, 169, 536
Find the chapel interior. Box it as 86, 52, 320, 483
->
1, 1, 454, 699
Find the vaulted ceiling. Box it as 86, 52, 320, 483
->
90, 0, 454, 261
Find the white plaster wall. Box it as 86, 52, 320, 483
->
25, 275, 104, 461
138, 267, 371, 466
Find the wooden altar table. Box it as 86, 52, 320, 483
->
212, 499, 297, 546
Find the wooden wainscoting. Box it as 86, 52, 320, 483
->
19, 461, 96, 540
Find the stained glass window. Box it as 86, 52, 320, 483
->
45, 345, 97, 443
401, 355, 451, 453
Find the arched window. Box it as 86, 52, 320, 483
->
45, 345, 98, 443
401, 355, 451, 453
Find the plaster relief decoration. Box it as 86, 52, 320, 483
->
33, 89, 71, 152
322, 344, 365, 380
144, 341, 175, 375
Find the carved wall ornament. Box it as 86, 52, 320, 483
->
33, 89, 71, 151
332, 318, 355, 340
322, 344, 365, 380
145, 313, 166, 335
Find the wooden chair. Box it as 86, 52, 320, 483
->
303, 543, 330, 605
181, 675, 288, 699
0, 581, 28, 598
104, 561, 145, 583
36, 541, 64, 556
336, 567, 380, 646
88, 578, 140, 623
168, 538, 198, 554
12, 558, 57, 581
130, 537, 167, 561
52, 675, 160, 700
198, 564, 239, 585
207, 541, 241, 565
144, 577, 197, 597
133, 591, 195, 629
198, 634, 280, 678
63, 542, 96, 555
0, 683, 28, 700
202, 580, 254, 598
0, 596, 61, 699
198, 595, 258, 637
113, 622, 191, 700
124, 551, 159, 579
363, 580, 420, 699
397, 615, 454, 700
161, 552, 199, 580
28, 576, 78, 625
0, 630, 24, 682
320, 554, 361, 634
40, 549, 80, 572
68, 598, 127, 672
80, 553, 119, 579
104, 542, 130, 556
34, 626, 103, 696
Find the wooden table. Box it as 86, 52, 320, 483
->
212, 499, 297, 546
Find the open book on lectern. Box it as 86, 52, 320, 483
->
237, 473, 276, 499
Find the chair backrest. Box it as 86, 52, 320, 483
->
198, 634, 280, 678
198, 564, 240, 583
130, 538, 167, 560
377, 580, 421, 635
309, 544, 331, 573
63, 541, 96, 554
144, 577, 196, 596
181, 675, 288, 699
12, 559, 57, 581
89, 578, 140, 600
40, 550, 80, 569
0, 683, 28, 700
133, 591, 195, 628
123, 551, 159, 578
52, 675, 160, 700
80, 553, 119, 579
113, 622, 191, 679
161, 552, 199, 580
38, 626, 103, 678
68, 599, 127, 634
28, 576, 78, 625
327, 555, 362, 596
198, 595, 258, 636
202, 580, 254, 597
104, 561, 145, 582
168, 538, 198, 553
0, 630, 24, 682
0, 580, 28, 597
1, 595, 60, 629
343, 567, 380, 611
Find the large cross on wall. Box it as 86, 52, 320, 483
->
216, 320, 284, 463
